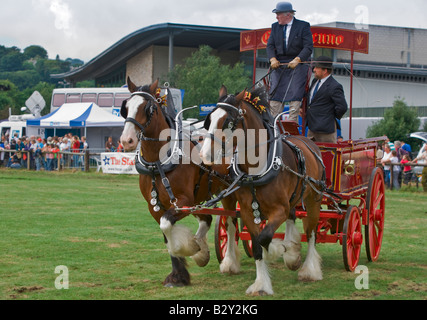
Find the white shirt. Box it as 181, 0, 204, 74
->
284, 18, 293, 48
310, 74, 331, 102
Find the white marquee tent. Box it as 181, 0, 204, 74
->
27, 103, 124, 150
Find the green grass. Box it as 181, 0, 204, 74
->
1, 169, 426, 300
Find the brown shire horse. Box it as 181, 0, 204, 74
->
200, 86, 324, 295
120, 78, 238, 287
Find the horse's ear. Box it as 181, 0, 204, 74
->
235, 89, 246, 102
219, 85, 227, 98
127, 77, 137, 93
150, 79, 159, 94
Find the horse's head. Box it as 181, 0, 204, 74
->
199, 86, 246, 166
120, 77, 160, 151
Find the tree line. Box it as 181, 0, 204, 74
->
0, 44, 84, 118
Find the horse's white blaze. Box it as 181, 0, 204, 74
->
120, 95, 144, 151
220, 217, 241, 274
298, 231, 323, 281
246, 250, 273, 295
199, 108, 226, 165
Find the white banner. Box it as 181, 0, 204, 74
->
100, 152, 138, 174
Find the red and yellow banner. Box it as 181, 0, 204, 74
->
240, 26, 369, 54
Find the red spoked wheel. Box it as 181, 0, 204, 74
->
365, 167, 385, 262
342, 206, 363, 272
214, 215, 239, 263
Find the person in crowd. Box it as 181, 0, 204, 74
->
389, 150, 400, 190
51, 142, 59, 170
381, 143, 392, 188
385, 138, 395, 151
41, 139, 49, 170
7, 153, 21, 169
80, 136, 89, 171
35, 137, 44, 171
60, 137, 69, 169
401, 140, 412, 157
117, 140, 124, 153
45, 142, 54, 171
401, 154, 413, 185
0, 135, 6, 166
72, 136, 81, 168
105, 136, 116, 152
305, 56, 348, 143
266, 1, 313, 121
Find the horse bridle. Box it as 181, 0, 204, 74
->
203, 101, 246, 133
121, 91, 162, 141
203, 99, 246, 159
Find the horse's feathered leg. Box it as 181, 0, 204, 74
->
191, 215, 212, 267
298, 200, 322, 281
160, 208, 201, 258
245, 235, 273, 296
219, 216, 241, 274
163, 255, 190, 287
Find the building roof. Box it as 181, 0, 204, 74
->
52, 23, 247, 83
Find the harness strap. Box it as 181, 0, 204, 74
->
203, 172, 244, 208
155, 160, 177, 205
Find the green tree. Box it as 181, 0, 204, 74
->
166, 45, 251, 118
23, 45, 48, 60
366, 98, 421, 142
0, 80, 20, 118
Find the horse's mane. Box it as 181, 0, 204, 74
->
245, 86, 269, 111
242, 86, 273, 123
217, 86, 272, 123
135, 85, 151, 93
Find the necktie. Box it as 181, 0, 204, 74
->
310, 80, 320, 104
283, 24, 288, 53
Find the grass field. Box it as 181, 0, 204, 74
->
1, 169, 426, 300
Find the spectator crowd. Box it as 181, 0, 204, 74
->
0, 132, 88, 170
378, 139, 427, 190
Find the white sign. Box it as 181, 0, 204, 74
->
26, 91, 46, 117
100, 152, 138, 174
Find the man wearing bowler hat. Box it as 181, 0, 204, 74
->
267, 2, 313, 122
305, 56, 348, 143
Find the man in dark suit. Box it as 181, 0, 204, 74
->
267, 2, 313, 121
306, 56, 348, 143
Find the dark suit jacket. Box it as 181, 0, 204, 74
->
306, 76, 348, 134
266, 18, 313, 62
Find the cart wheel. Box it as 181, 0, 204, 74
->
241, 220, 266, 258
214, 216, 239, 263
342, 206, 363, 272
365, 167, 385, 262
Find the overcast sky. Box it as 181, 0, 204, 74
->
2, 0, 427, 62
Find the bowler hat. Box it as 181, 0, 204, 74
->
314, 56, 333, 70
272, 2, 296, 13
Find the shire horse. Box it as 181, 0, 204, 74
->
120, 78, 238, 287
200, 86, 325, 295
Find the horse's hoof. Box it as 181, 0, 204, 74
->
163, 282, 186, 288
192, 250, 210, 267
247, 290, 269, 297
